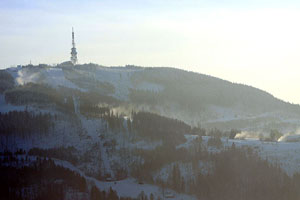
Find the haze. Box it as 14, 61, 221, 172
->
1, 0, 300, 104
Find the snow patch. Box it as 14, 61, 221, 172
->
135, 82, 164, 92
176, 135, 199, 149
42, 68, 82, 90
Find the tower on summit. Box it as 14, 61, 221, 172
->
70, 27, 78, 65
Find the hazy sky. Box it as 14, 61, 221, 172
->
1, 0, 300, 104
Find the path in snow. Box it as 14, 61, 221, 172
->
72, 96, 114, 178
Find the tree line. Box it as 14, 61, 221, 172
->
0, 110, 53, 137
0, 153, 141, 200
28, 146, 79, 165
0, 156, 86, 200
131, 138, 300, 200
4, 83, 75, 113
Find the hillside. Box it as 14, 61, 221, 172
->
2, 63, 300, 199
2, 63, 300, 133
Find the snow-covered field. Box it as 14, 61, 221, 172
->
201, 136, 300, 176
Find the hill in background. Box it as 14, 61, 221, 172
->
1, 62, 300, 133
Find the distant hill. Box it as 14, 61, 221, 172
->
1, 63, 300, 132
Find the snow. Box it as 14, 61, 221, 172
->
2, 153, 197, 199
54, 159, 197, 200
207, 106, 290, 123
176, 135, 199, 149
204, 105, 300, 133
278, 131, 300, 142
15, 68, 41, 85
134, 81, 164, 92
3, 64, 300, 196
5, 65, 300, 133
154, 162, 194, 182
129, 140, 162, 150
6, 66, 21, 80
71, 66, 141, 100
10, 66, 84, 90
42, 68, 82, 90
254, 141, 300, 176
94, 178, 197, 200
206, 105, 241, 123
73, 96, 114, 177
201, 136, 300, 176
63, 65, 164, 100
7, 65, 142, 100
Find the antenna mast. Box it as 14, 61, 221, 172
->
70, 27, 78, 65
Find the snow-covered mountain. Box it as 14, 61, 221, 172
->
2, 63, 300, 200
3, 62, 300, 133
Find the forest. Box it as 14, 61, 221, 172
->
0, 153, 143, 200
0, 111, 53, 137
0, 155, 86, 200
4, 83, 75, 113
132, 142, 300, 200
0, 70, 14, 93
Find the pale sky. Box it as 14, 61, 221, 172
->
1, 0, 300, 104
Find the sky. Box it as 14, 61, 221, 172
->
1, 0, 300, 104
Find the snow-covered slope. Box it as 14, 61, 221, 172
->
3, 63, 300, 199
52, 158, 197, 200
200, 136, 300, 176
4, 63, 300, 133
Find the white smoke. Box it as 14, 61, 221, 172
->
234, 131, 264, 140
16, 69, 41, 85
234, 129, 300, 143
277, 128, 300, 142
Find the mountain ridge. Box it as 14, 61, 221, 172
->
1, 62, 300, 132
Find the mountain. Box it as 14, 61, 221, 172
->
2, 62, 299, 132
2, 62, 300, 200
